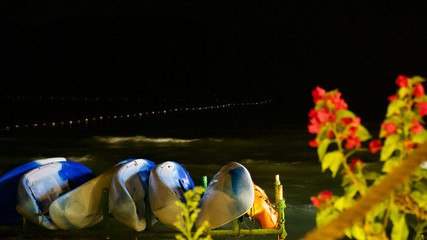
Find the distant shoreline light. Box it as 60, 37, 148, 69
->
2, 100, 272, 131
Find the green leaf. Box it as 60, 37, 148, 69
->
414, 181, 427, 192
356, 125, 372, 141
344, 229, 353, 239
363, 171, 381, 180
317, 139, 331, 161
398, 87, 410, 99
370, 222, 383, 235
382, 157, 401, 173
329, 156, 342, 178
343, 182, 358, 198
334, 196, 353, 211
390, 205, 400, 223
411, 191, 427, 208
391, 214, 409, 240
322, 151, 344, 177
175, 234, 186, 240
351, 225, 366, 240
413, 130, 427, 144
380, 134, 400, 161
386, 99, 405, 118
412, 75, 426, 84
336, 110, 356, 120
316, 207, 339, 226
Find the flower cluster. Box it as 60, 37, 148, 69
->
378, 75, 427, 154
308, 87, 346, 135
308, 75, 427, 240
308, 87, 367, 150
310, 190, 333, 208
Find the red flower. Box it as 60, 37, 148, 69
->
369, 140, 382, 154
328, 92, 348, 110
404, 138, 419, 151
311, 190, 333, 207
348, 126, 358, 136
316, 108, 332, 123
326, 130, 334, 139
310, 196, 322, 207
312, 86, 326, 103
352, 117, 361, 126
344, 135, 361, 149
308, 117, 322, 134
387, 94, 398, 101
381, 122, 397, 137
416, 102, 427, 117
341, 117, 353, 126
308, 108, 317, 118
308, 138, 319, 147
414, 83, 425, 98
350, 159, 363, 172
410, 117, 424, 135
341, 117, 360, 127
309, 108, 336, 123
396, 75, 408, 88
320, 190, 332, 200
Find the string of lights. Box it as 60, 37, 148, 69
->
2, 100, 272, 131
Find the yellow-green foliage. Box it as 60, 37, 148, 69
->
174, 186, 212, 240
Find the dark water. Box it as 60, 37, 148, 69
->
0, 104, 348, 239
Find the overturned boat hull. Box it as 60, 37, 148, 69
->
16, 161, 94, 229
0, 157, 67, 225
109, 159, 156, 232
196, 162, 254, 230
148, 161, 195, 230
49, 159, 133, 229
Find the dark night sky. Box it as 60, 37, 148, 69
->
2, 0, 427, 123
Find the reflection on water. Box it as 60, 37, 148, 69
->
0, 106, 342, 239
94, 136, 199, 145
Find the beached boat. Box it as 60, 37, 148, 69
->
148, 161, 195, 230
109, 159, 156, 232
16, 161, 95, 229
49, 159, 133, 229
0, 157, 67, 225
196, 162, 254, 230
247, 184, 278, 229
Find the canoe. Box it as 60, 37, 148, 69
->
247, 184, 278, 229
0, 157, 66, 225
196, 162, 254, 230
49, 159, 133, 229
109, 159, 156, 232
16, 161, 95, 229
148, 161, 195, 230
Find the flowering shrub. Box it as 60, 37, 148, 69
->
308, 75, 427, 239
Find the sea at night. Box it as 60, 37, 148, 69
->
2, 1, 427, 239
0, 100, 357, 240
